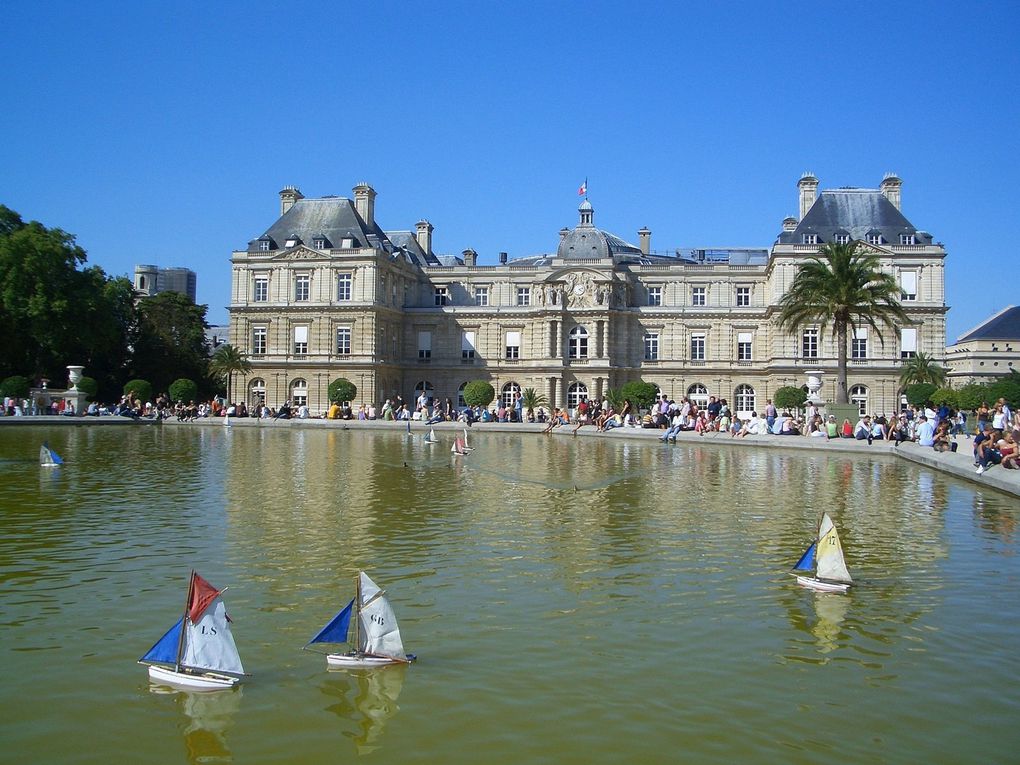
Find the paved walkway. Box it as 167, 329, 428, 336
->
5, 415, 1019, 498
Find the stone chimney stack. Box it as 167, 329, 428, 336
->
279, 186, 304, 216
499, 252, 508, 265
559, 227, 570, 241
353, 182, 377, 228
782, 216, 797, 232
462, 249, 477, 267
415, 219, 434, 256
638, 227, 651, 255
880, 173, 902, 211
798, 173, 819, 220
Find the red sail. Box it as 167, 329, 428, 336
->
188, 572, 222, 623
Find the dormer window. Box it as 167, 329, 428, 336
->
867, 232, 883, 245
834, 233, 850, 245
899, 234, 916, 245
313, 238, 328, 250
285, 235, 301, 248
802, 234, 818, 245
341, 237, 354, 249
258, 238, 271, 251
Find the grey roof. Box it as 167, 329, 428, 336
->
385, 231, 442, 267
556, 201, 642, 260
778, 188, 933, 245
957, 306, 1020, 343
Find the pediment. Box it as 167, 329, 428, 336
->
271, 246, 323, 261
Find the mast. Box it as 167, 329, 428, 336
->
175, 570, 195, 672
352, 572, 361, 655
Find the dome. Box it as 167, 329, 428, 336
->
556, 199, 641, 260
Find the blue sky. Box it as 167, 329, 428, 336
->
3, 1, 1017, 340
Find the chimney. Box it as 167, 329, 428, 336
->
798, 172, 819, 220
353, 182, 376, 228
499, 251, 508, 265
559, 227, 570, 240
415, 219, 434, 256
462, 248, 477, 267
880, 173, 902, 211
638, 227, 651, 255
782, 216, 797, 232
279, 186, 304, 216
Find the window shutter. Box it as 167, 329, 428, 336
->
901, 328, 917, 352
294, 326, 308, 343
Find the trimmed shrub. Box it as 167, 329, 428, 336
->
930, 387, 959, 410
76, 376, 99, 401
124, 379, 153, 405
619, 380, 658, 410
328, 378, 357, 405
774, 386, 807, 410
462, 381, 495, 408
904, 382, 937, 407
169, 378, 198, 404
0, 375, 31, 398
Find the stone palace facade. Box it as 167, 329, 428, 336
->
227, 174, 947, 417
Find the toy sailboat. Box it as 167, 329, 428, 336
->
423, 428, 439, 444
793, 513, 853, 593
461, 428, 474, 452
306, 571, 416, 668
451, 436, 468, 455
40, 443, 63, 467
139, 571, 247, 690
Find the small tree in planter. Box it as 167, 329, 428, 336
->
774, 386, 807, 411
328, 378, 357, 406
463, 380, 495, 409
76, 376, 99, 402
619, 380, 658, 411
520, 388, 548, 421
124, 379, 153, 405
169, 378, 198, 404
904, 383, 937, 408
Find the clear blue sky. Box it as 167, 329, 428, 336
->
3, 1, 1017, 340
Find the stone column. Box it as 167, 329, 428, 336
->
547, 376, 558, 413
596, 321, 605, 358
549, 320, 559, 358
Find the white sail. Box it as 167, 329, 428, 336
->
815, 513, 853, 584
182, 598, 245, 676
357, 572, 406, 660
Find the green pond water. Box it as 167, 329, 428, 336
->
1, 425, 1018, 764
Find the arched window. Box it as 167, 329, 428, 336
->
457, 381, 468, 409
568, 326, 589, 359
568, 382, 589, 411
734, 384, 755, 416
687, 383, 709, 409
414, 380, 433, 400
290, 378, 308, 407
501, 382, 521, 409
248, 378, 266, 405
850, 385, 868, 416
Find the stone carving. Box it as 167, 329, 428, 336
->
565, 272, 597, 308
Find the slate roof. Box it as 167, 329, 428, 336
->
957, 306, 1020, 343
778, 188, 933, 245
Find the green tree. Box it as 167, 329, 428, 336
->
777, 241, 908, 404
208, 344, 251, 403
520, 387, 548, 419
602, 388, 625, 411
899, 351, 947, 388
774, 385, 807, 410
328, 378, 357, 405
131, 292, 210, 396
956, 384, 986, 413
904, 382, 938, 407
986, 373, 1020, 407
76, 376, 99, 402
0, 375, 31, 398
619, 380, 658, 410
124, 379, 153, 405
169, 378, 199, 404
462, 380, 495, 408
930, 387, 959, 410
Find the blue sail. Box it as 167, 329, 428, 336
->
793, 542, 817, 572
42, 443, 64, 465
308, 599, 354, 646
140, 617, 184, 664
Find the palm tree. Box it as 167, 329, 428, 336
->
208, 344, 252, 404
899, 351, 947, 388
520, 387, 548, 420
778, 241, 908, 404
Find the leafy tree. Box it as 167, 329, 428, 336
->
208, 344, 251, 403
520, 387, 548, 419
124, 379, 153, 405
76, 376, 99, 402
462, 380, 495, 408
904, 383, 937, 407
986, 375, 1020, 407
328, 378, 357, 405
603, 387, 625, 411
774, 385, 807, 410
619, 380, 658, 410
930, 387, 959, 410
899, 351, 947, 388
956, 384, 986, 413
131, 292, 209, 396
169, 378, 198, 404
0, 375, 31, 398
777, 241, 908, 404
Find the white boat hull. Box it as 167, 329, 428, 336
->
326, 652, 414, 669
796, 575, 851, 594
147, 664, 240, 691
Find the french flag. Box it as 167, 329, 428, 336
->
578, 179, 587, 196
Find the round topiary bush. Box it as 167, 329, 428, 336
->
124, 379, 153, 405
774, 385, 807, 410
0, 375, 31, 399
904, 383, 937, 407
328, 378, 357, 405
620, 380, 658, 410
76, 376, 99, 402
169, 378, 198, 404
462, 380, 495, 408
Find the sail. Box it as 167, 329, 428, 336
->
140, 617, 184, 665
182, 597, 245, 676
425, 428, 437, 442
406, 421, 411, 433
308, 599, 354, 646
815, 513, 853, 584
40, 444, 63, 466
357, 573, 406, 660
793, 542, 816, 572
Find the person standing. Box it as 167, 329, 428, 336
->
765, 399, 777, 432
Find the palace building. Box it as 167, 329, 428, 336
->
227, 174, 947, 417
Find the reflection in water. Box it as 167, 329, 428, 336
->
149, 686, 242, 764
321, 665, 407, 754
810, 593, 850, 655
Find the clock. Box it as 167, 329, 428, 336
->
573, 283, 586, 296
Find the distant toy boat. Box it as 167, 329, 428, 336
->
793, 513, 854, 593
39, 443, 63, 467
451, 436, 468, 455
461, 428, 474, 452
306, 571, 415, 669
139, 571, 247, 690
406, 420, 412, 434
423, 428, 439, 444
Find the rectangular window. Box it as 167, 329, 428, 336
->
259, 240, 270, 251
900, 270, 917, 301
474, 286, 489, 306
645, 332, 659, 361
336, 273, 352, 301
418, 330, 432, 361
899, 234, 916, 245
252, 326, 267, 355
462, 331, 476, 361
867, 233, 882, 245
736, 287, 750, 307
253, 276, 268, 302
295, 275, 310, 301
341, 237, 354, 249
293, 325, 308, 355
336, 327, 351, 355
852, 327, 868, 359
506, 330, 521, 360
802, 234, 818, 245
737, 331, 752, 361
517, 287, 531, 306
434, 287, 448, 306
690, 332, 706, 361
802, 328, 819, 358
647, 286, 662, 306
834, 233, 850, 245
691, 286, 706, 306
901, 327, 917, 358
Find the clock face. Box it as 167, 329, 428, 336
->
573, 284, 585, 295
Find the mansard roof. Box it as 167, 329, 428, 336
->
778, 188, 933, 245
956, 306, 1020, 343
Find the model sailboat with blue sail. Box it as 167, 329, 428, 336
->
40, 443, 63, 467
793, 513, 853, 593
306, 572, 415, 669
139, 571, 247, 690
423, 428, 439, 444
